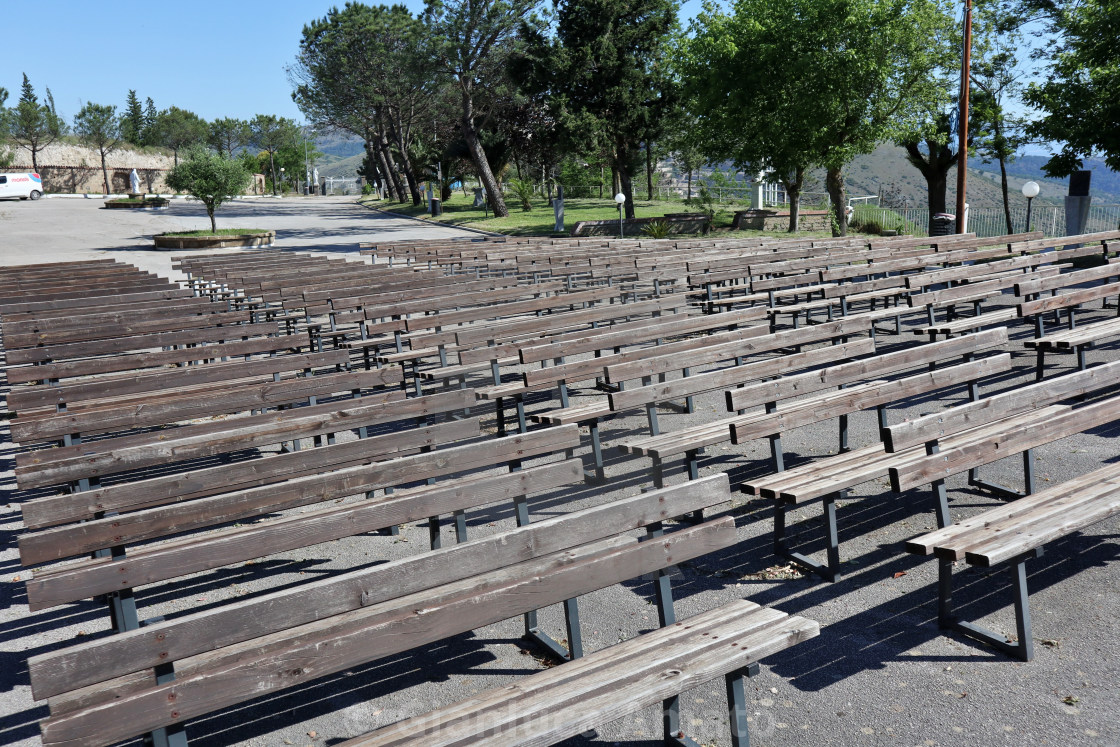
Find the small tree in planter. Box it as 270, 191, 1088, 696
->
165, 147, 251, 233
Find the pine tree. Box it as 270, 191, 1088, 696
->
9, 73, 65, 173
122, 90, 145, 145
142, 97, 158, 145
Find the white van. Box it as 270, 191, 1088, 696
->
0, 173, 43, 201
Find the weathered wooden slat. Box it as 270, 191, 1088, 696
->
34, 473, 730, 707
350, 607, 818, 747
607, 317, 873, 385
15, 389, 457, 489
1017, 280, 1120, 317
19, 422, 566, 569
889, 397, 1120, 492
5, 333, 310, 385
5, 350, 350, 413
5, 321, 281, 365
725, 328, 1007, 412
24, 457, 584, 610
37, 518, 736, 747
882, 359, 1120, 452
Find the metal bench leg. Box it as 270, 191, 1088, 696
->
1035, 348, 1046, 381
937, 549, 1039, 661
585, 419, 606, 484
968, 448, 1035, 499
513, 494, 579, 662
773, 492, 842, 582
727, 663, 761, 747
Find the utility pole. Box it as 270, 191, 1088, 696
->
955, 0, 973, 234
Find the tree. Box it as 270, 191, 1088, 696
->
971, 7, 1031, 233
142, 97, 159, 145
250, 114, 300, 195
685, 0, 954, 236
74, 102, 122, 195
291, 4, 438, 204
1024, 0, 1119, 175
520, 0, 677, 219
425, 0, 540, 218
0, 86, 11, 168
8, 73, 65, 173
153, 107, 208, 165
166, 147, 251, 232
899, 113, 958, 227
121, 90, 145, 145
209, 117, 251, 158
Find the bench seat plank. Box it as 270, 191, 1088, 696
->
343, 600, 818, 747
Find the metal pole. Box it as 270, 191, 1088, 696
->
1025, 196, 1034, 233
620, 203, 624, 238
955, 0, 973, 234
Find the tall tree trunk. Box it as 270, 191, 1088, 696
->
378, 131, 407, 204
460, 89, 508, 217
998, 154, 1013, 233
904, 139, 955, 235
31, 147, 39, 174
826, 166, 848, 237
100, 150, 110, 195
268, 151, 278, 196
687, 169, 692, 202
616, 143, 636, 220
388, 115, 422, 206
372, 141, 396, 201
645, 142, 653, 201
782, 166, 805, 233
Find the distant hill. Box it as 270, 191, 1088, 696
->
669, 142, 1120, 209
969, 154, 1120, 203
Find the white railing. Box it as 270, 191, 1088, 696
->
853, 204, 1120, 238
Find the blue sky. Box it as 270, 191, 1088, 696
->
3, 0, 705, 125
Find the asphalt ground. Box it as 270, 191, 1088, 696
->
0, 196, 1117, 747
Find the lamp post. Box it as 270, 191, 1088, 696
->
1022, 181, 1040, 233
615, 192, 626, 238
280, 167, 285, 195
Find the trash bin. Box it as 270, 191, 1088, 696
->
431, 198, 442, 217
930, 213, 955, 236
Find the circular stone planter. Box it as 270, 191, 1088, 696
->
104, 198, 171, 210
153, 231, 275, 250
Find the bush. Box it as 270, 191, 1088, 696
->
642, 220, 672, 239
506, 179, 535, 211
362, 183, 374, 196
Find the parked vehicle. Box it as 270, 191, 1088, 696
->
0, 173, 43, 201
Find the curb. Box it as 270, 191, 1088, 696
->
360, 202, 505, 237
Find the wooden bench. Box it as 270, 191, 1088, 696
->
1015, 257, 1120, 378
743, 356, 1120, 582
340, 598, 817, 747
25, 474, 791, 747
887, 377, 1120, 659
616, 330, 1010, 557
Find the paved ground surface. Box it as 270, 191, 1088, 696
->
1, 197, 1118, 747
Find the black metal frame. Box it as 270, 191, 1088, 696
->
937, 548, 1041, 661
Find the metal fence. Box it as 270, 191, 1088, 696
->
854, 204, 1120, 238
323, 177, 363, 195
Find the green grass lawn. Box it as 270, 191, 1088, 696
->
360, 192, 833, 240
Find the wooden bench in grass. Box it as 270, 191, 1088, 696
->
884, 383, 1120, 659
617, 329, 1009, 508
1015, 258, 1120, 378
742, 356, 1120, 582
25, 473, 768, 747
5, 331, 311, 386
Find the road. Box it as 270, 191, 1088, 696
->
0, 194, 476, 278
